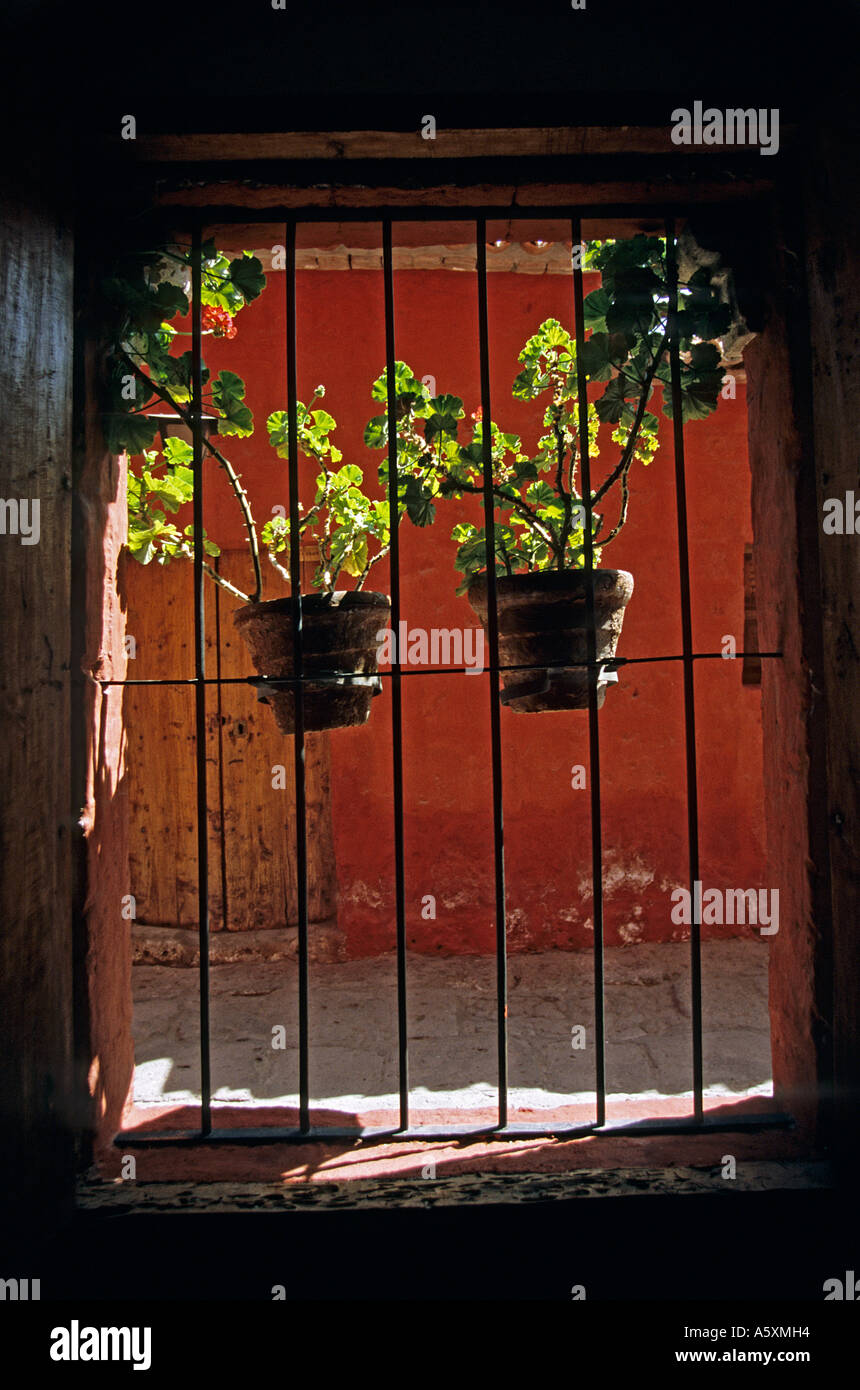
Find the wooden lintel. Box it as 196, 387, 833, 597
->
155, 178, 774, 214
135, 127, 744, 163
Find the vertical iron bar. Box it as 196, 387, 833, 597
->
382, 221, 410, 1129
213, 572, 230, 938
476, 219, 509, 1129
286, 220, 311, 1134
572, 217, 607, 1127
665, 218, 704, 1121
191, 219, 211, 1136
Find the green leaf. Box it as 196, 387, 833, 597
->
103, 412, 160, 455
340, 535, 368, 578
216, 403, 253, 437
227, 253, 266, 303
163, 436, 194, 467
579, 333, 613, 382
513, 456, 540, 483
102, 277, 189, 333
363, 415, 388, 449
403, 477, 436, 527
212, 369, 254, 437
583, 287, 611, 332
689, 342, 721, 372
424, 394, 464, 443
371, 361, 427, 405
266, 410, 290, 455
332, 464, 363, 488
605, 267, 662, 339
593, 377, 630, 424
261, 516, 290, 553
540, 318, 571, 348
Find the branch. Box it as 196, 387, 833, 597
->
590, 331, 667, 511
120, 351, 263, 603
595, 459, 633, 546
201, 562, 251, 604
356, 543, 391, 590
432, 455, 560, 558
267, 551, 292, 586
553, 412, 574, 570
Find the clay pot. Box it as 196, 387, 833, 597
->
466, 569, 634, 712
233, 591, 391, 734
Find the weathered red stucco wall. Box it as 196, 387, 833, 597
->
80, 359, 133, 1159
181, 262, 766, 956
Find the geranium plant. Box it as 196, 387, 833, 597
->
359, 233, 740, 712
103, 239, 428, 606
364, 235, 734, 592
102, 235, 439, 732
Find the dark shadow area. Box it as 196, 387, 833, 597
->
27, 1187, 851, 1301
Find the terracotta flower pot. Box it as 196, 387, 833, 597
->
233, 591, 391, 734
466, 569, 634, 712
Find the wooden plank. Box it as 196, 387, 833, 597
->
125, 548, 336, 932
124, 557, 222, 926
0, 190, 75, 1234
132, 126, 793, 164
214, 551, 336, 930
134, 128, 674, 162
158, 176, 775, 211
806, 129, 860, 1162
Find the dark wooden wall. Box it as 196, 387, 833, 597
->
0, 185, 75, 1239
805, 130, 860, 1168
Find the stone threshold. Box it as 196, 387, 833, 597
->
78, 1160, 832, 1212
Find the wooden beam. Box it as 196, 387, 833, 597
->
156, 177, 774, 213
134, 127, 747, 164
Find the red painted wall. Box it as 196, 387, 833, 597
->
194, 263, 765, 956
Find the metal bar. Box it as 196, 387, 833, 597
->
286, 220, 311, 1134
476, 218, 509, 1129
572, 216, 607, 1127
665, 217, 704, 1122
382, 220, 410, 1129
97, 650, 784, 687
116, 1111, 793, 1148
213, 571, 230, 945
190, 218, 211, 1136
134, 201, 772, 1154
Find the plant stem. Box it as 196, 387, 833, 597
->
358, 544, 391, 590
590, 331, 667, 513
553, 412, 572, 569
120, 351, 263, 603
201, 563, 251, 604
598, 462, 633, 546
431, 453, 558, 556
267, 552, 292, 586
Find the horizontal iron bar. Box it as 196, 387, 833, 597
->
116, 1111, 791, 1148
98, 652, 782, 686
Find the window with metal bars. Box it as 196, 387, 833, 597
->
109, 205, 785, 1150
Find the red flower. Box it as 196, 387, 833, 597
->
201, 305, 238, 339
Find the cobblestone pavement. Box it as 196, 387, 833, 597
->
133, 938, 772, 1112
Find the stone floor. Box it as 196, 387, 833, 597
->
132, 938, 773, 1122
